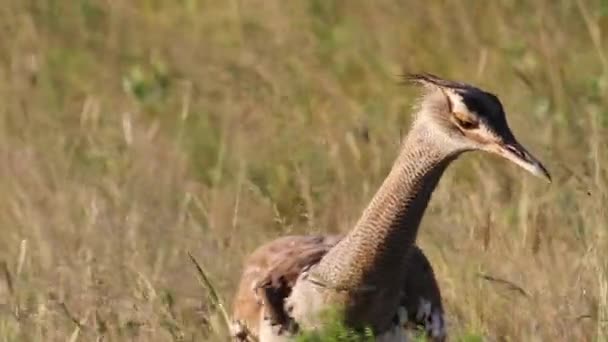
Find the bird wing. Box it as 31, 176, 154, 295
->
231, 235, 444, 341
231, 234, 342, 338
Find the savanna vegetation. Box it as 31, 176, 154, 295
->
0, 1, 607, 341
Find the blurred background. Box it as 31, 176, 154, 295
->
0, 1, 606, 341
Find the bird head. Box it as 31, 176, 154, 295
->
406, 73, 551, 182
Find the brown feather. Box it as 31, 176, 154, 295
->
231, 234, 443, 340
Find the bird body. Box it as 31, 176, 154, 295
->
230, 74, 550, 341
232, 235, 444, 341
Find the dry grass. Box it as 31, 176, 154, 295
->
0, 0, 606, 341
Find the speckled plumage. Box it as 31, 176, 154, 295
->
232, 235, 444, 341
288, 126, 456, 336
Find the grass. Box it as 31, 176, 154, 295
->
276, 307, 374, 342
0, 0, 606, 340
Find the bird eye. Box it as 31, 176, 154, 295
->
453, 112, 478, 130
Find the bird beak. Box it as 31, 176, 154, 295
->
488, 140, 552, 183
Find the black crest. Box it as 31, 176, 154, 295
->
402, 73, 469, 90
402, 72, 511, 135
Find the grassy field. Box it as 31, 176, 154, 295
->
0, 0, 606, 341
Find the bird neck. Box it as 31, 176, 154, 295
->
312, 123, 459, 290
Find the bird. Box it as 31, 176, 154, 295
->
230, 73, 551, 341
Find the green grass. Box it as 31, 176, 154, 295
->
0, 0, 606, 341
294, 309, 375, 342
291, 308, 483, 341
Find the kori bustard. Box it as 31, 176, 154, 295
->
231, 74, 551, 341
